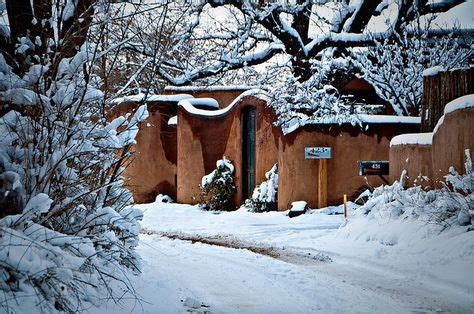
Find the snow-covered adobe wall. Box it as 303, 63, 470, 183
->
165, 86, 254, 109
278, 122, 419, 210
112, 100, 180, 203
176, 94, 279, 205
390, 95, 474, 187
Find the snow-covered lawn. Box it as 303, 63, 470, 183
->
96, 201, 474, 313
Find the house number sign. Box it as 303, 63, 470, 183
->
305, 147, 331, 159
358, 161, 389, 176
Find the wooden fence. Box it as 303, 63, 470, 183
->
420, 68, 473, 132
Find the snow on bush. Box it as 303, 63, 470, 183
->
356, 150, 473, 230
266, 61, 364, 131
199, 157, 237, 211
0, 45, 147, 312
245, 164, 278, 212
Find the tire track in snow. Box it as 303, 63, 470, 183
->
141, 229, 333, 265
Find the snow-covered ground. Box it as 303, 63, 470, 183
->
95, 201, 474, 313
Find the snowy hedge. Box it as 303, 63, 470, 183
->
0, 46, 147, 312
199, 157, 237, 211
357, 150, 473, 230
245, 164, 278, 212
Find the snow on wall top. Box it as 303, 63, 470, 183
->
178, 89, 269, 117
186, 98, 219, 109
391, 94, 473, 146
433, 94, 474, 134
422, 66, 445, 77
111, 93, 194, 104
357, 114, 421, 124
390, 133, 433, 147
165, 85, 259, 92
284, 114, 421, 135
443, 94, 474, 115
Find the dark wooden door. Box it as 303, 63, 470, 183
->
242, 108, 256, 201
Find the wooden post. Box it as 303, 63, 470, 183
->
318, 159, 327, 208
343, 194, 348, 219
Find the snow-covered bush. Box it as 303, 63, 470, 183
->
245, 164, 278, 213
266, 59, 364, 131
199, 157, 237, 211
0, 43, 147, 312
357, 150, 473, 230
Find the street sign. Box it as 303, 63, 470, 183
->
358, 161, 389, 176
305, 147, 331, 159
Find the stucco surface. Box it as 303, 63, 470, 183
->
255, 105, 280, 186
278, 124, 419, 210
114, 101, 178, 203
389, 144, 433, 187
389, 107, 473, 189
432, 108, 474, 185
177, 96, 279, 206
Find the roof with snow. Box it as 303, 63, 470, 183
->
284, 114, 421, 135
164, 85, 259, 92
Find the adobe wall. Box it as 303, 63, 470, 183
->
432, 108, 474, 185
389, 107, 474, 189
256, 105, 281, 183
389, 144, 432, 186
113, 101, 178, 203
165, 88, 249, 109
278, 123, 419, 210
177, 96, 279, 206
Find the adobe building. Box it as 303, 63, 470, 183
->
114, 84, 420, 210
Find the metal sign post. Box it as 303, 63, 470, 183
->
306, 147, 331, 208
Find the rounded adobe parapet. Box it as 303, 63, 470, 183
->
165, 85, 259, 109
177, 89, 269, 119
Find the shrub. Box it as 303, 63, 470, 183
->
357, 149, 473, 230
0, 47, 146, 312
246, 164, 278, 212
199, 157, 237, 211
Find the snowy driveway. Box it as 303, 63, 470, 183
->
99, 202, 474, 313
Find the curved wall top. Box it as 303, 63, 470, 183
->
177, 89, 269, 118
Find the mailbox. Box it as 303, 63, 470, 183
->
358, 161, 389, 176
